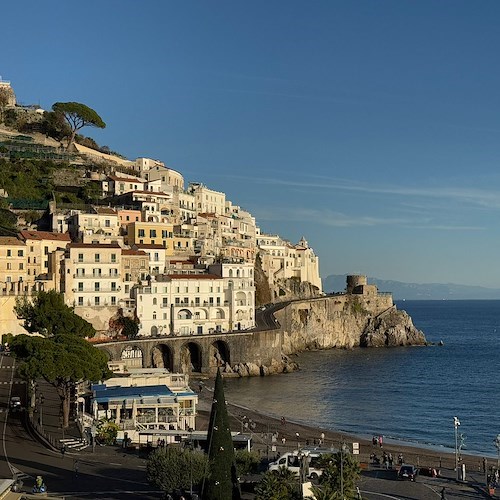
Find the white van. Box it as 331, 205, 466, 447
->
268, 451, 328, 479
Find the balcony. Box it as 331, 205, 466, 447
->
73, 273, 120, 278
72, 287, 121, 293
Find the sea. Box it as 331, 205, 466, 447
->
223, 300, 500, 458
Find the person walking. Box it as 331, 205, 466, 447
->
440, 486, 446, 500
60, 444, 66, 459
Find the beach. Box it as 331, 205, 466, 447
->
195, 380, 487, 475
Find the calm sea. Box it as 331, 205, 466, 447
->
223, 300, 500, 458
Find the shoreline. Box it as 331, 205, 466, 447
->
195, 381, 491, 472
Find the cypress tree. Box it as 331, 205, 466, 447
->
202, 368, 241, 499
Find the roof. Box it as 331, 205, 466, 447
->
135, 244, 166, 250
93, 384, 174, 403
69, 243, 121, 249
0, 236, 23, 246
121, 249, 147, 256
93, 207, 118, 215
20, 230, 71, 242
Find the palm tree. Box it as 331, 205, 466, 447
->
255, 467, 301, 500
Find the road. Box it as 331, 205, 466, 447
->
0, 353, 162, 499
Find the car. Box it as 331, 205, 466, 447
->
9, 397, 21, 410
398, 464, 418, 481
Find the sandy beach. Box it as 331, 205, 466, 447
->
195, 379, 488, 475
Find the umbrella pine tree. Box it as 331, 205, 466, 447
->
202, 368, 241, 499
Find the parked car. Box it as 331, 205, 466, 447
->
10, 397, 21, 410
398, 464, 418, 481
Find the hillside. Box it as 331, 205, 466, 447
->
323, 274, 500, 300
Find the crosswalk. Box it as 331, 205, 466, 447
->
10, 465, 33, 482
60, 437, 89, 452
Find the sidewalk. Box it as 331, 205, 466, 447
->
29, 379, 83, 453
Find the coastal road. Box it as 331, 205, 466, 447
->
357, 467, 487, 499
0, 353, 162, 499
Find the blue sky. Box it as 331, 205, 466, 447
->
3, 1, 500, 287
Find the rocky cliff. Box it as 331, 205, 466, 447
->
274, 294, 426, 355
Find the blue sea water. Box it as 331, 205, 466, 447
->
223, 300, 500, 457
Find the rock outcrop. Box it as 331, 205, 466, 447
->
360, 308, 426, 347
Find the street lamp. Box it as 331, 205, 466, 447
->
454, 416, 460, 480
39, 394, 45, 429
296, 432, 300, 450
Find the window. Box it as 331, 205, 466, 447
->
111, 297, 116, 306
154, 252, 159, 262
105, 219, 111, 228
175, 298, 180, 305
78, 283, 84, 292
125, 285, 129, 293
78, 297, 84, 306
153, 312, 157, 320
95, 254, 100, 263
195, 297, 200, 306
111, 283, 117, 292
216, 297, 221, 306
111, 253, 116, 263
78, 253, 84, 263
18, 250, 23, 257
30, 246, 34, 252
6, 263, 11, 270
44, 261, 48, 269
44, 246, 49, 255
94, 283, 100, 292
162, 298, 168, 307
150, 230, 157, 238
153, 298, 157, 305
138, 229, 145, 237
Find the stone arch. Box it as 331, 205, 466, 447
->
178, 309, 192, 320
180, 342, 203, 373
236, 291, 246, 306
151, 343, 174, 371
120, 345, 144, 368
211, 340, 230, 368
212, 308, 225, 320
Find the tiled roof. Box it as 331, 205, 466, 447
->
121, 249, 147, 255
69, 243, 121, 249
20, 230, 71, 242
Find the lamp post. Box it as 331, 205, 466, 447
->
296, 432, 300, 450
454, 416, 460, 480
340, 442, 347, 500
188, 427, 194, 496
39, 394, 45, 429
495, 434, 500, 469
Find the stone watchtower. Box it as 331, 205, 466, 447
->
346, 275, 367, 294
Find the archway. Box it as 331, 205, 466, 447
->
151, 344, 173, 371
211, 340, 230, 368
120, 345, 143, 368
180, 342, 202, 373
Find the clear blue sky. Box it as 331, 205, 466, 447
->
3, 1, 500, 287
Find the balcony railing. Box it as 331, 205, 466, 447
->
73, 273, 120, 278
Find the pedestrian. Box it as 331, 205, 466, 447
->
388, 453, 393, 469
282, 437, 286, 445
74, 459, 79, 478
356, 486, 362, 499
398, 453, 404, 465
379, 435, 383, 448
60, 444, 66, 459
440, 486, 446, 500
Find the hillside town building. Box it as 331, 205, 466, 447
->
0, 150, 322, 337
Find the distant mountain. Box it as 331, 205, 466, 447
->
323, 274, 500, 300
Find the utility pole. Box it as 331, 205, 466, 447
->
454, 416, 460, 481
